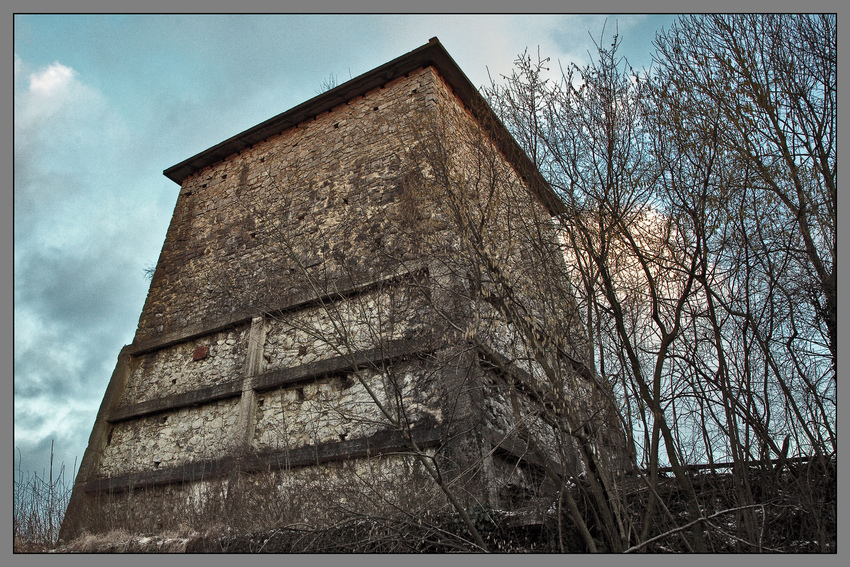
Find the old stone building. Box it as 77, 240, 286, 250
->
61, 38, 627, 539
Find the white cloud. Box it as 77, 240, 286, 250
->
15, 60, 109, 144
29, 61, 76, 95
14, 59, 135, 249
14, 394, 96, 465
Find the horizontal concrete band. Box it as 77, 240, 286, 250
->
107, 378, 244, 423
252, 336, 435, 392
487, 427, 560, 473
83, 422, 443, 494
127, 262, 429, 357
108, 336, 438, 423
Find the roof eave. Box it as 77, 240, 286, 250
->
163, 39, 448, 185
162, 38, 564, 216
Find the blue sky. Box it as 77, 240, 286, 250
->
13, 13, 681, 482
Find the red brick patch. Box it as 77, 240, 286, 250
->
193, 345, 209, 361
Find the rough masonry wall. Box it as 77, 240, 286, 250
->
98, 279, 447, 482
99, 397, 241, 476
262, 283, 431, 372
426, 68, 591, 363
121, 325, 249, 406
93, 451, 443, 534
136, 67, 442, 345
481, 369, 569, 466
415, 69, 632, 479
252, 363, 443, 452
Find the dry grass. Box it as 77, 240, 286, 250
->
15, 440, 836, 553
61, 529, 196, 553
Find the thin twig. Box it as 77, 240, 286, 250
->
704, 519, 782, 553
623, 503, 765, 553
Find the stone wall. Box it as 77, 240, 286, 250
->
262, 283, 431, 372
136, 67, 442, 345
63, 47, 621, 541
121, 325, 249, 406
253, 363, 443, 452
99, 397, 241, 476
101, 282, 444, 475
92, 451, 443, 534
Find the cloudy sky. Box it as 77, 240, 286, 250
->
13, 13, 680, 482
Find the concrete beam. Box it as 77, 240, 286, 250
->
127, 262, 428, 357
107, 336, 438, 423
83, 421, 443, 494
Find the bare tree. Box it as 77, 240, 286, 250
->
648, 16, 836, 549
482, 14, 836, 552
398, 77, 638, 552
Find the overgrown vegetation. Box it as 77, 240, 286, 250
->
17, 452, 835, 553
481, 13, 835, 553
